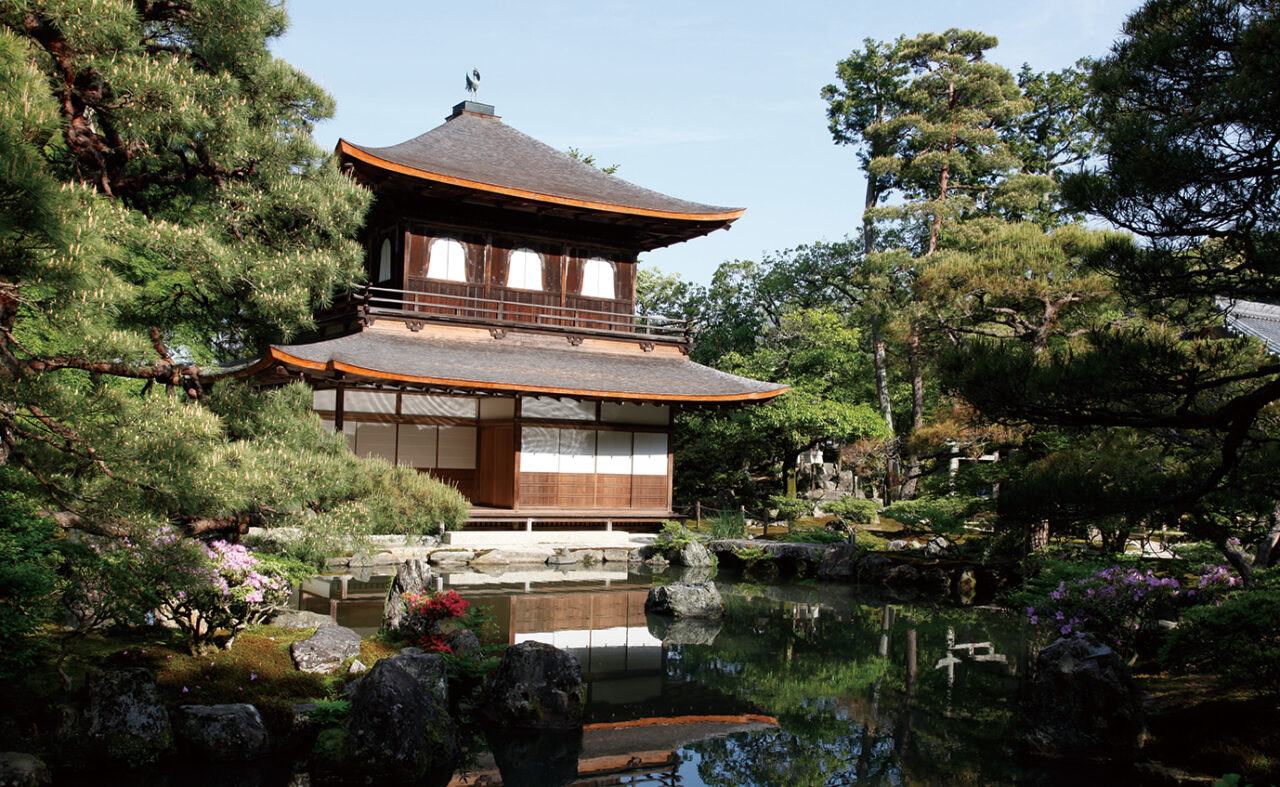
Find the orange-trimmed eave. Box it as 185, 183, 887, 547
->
239, 347, 789, 405
338, 140, 746, 225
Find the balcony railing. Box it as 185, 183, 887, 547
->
321, 284, 691, 345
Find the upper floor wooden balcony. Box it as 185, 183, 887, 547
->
317, 283, 692, 348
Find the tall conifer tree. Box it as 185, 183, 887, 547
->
0, 2, 467, 537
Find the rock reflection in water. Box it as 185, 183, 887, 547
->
483, 728, 583, 787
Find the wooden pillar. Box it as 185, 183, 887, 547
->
334, 386, 345, 432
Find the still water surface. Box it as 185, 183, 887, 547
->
295, 565, 1144, 786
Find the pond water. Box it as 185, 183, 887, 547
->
294, 565, 1147, 786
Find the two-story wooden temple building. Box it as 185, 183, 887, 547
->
240, 101, 786, 527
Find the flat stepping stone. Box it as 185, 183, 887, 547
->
470, 547, 556, 565
291, 624, 361, 674
269, 610, 333, 629
429, 550, 475, 566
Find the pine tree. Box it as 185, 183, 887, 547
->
0, 2, 467, 537
826, 30, 1031, 498
966, 0, 1280, 577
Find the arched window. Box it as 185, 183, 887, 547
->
506, 248, 543, 290
377, 238, 392, 282
427, 237, 467, 282
580, 257, 615, 298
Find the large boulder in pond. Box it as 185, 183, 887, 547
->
674, 539, 714, 567
291, 624, 361, 674
1024, 633, 1143, 761
817, 544, 864, 580
645, 582, 725, 620
76, 668, 174, 764
383, 559, 433, 632
707, 539, 822, 574
173, 704, 269, 760
316, 654, 457, 785
481, 642, 585, 730
384, 652, 449, 696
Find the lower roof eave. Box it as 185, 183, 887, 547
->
237, 345, 788, 408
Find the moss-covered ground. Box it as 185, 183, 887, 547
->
0, 624, 401, 758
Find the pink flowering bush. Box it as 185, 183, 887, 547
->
1027, 565, 1182, 657
1187, 563, 1243, 604
157, 540, 296, 655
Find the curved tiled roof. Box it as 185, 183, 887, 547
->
246, 329, 787, 404
1219, 296, 1280, 355
339, 109, 743, 222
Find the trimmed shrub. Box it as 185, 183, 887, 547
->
768, 496, 813, 524
653, 520, 696, 557
1162, 584, 1280, 696
397, 590, 470, 653
882, 495, 986, 534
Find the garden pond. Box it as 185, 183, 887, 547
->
69, 564, 1161, 786
293, 563, 1149, 787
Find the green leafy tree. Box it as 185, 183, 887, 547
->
678, 308, 889, 502
1006, 62, 1096, 176
1062, 0, 1280, 305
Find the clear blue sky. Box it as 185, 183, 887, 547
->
273, 0, 1137, 286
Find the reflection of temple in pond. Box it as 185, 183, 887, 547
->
299, 568, 775, 785
466, 583, 761, 723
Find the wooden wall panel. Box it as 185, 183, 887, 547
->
556, 473, 595, 507
507, 593, 650, 636
617, 260, 636, 305
542, 247, 561, 295
565, 256, 583, 296
407, 277, 485, 318
555, 595, 595, 631
591, 591, 648, 630
595, 474, 632, 508
465, 238, 486, 283
631, 475, 669, 510
511, 596, 556, 634
507, 591, 649, 636
515, 471, 670, 510
406, 232, 428, 278
476, 425, 515, 508
388, 230, 653, 335
519, 472, 559, 507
